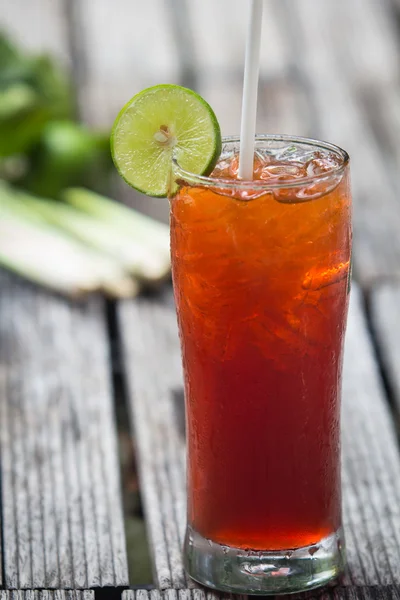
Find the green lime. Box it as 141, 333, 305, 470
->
111, 84, 222, 197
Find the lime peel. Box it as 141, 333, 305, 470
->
111, 84, 222, 197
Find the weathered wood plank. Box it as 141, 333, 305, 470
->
370, 283, 400, 420
278, 0, 400, 284
0, 271, 128, 588
328, 587, 400, 600
163, 0, 198, 91
0, 0, 69, 63
187, 0, 287, 78
190, 0, 311, 139
122, 589, 238, 600
122, 586, 400, 600
118, 280, 400, 588
122, 589, 218, 600
118, 289, 186, 590
0, 5, 71, 586
341, 288, 400, 585
69, 0, 181, 224
70, 0, 180, 128
328, 0, 400, 202
0, 593, 94, 600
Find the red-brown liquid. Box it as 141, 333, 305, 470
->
170, 154, 351, 551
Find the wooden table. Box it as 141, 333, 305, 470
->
1, 1, 400, 599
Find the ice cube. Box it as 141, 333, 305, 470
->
229, 154, 240, 177
294, 173, 343, 202
274, 144, 317, 163
211, 157, 234, 178
306, 152, 342, 176
264, 163, 306, 178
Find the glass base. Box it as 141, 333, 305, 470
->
184, 525, 346, 595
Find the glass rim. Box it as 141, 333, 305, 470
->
172, 134, 349, 191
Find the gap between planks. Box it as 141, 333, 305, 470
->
370, 282, 400, 422
0, 272, 128, 588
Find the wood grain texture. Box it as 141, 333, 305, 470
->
331, 0, 400, 217
191, 0, 310, 139
122, 588, 224, 600
118, 288, 186, 590
187, 0, 287, 77
123, 587, 400, 600
0, 0, 66, 588
342, 287, 400, 585
70, 0, 180, 128
0, 593, 94, 600
123, 589, 236, 600
278, 0, 400, 284
0, 0, 69, 63
370, 282, 400, 418
118, 282, 400, 589
0, 271, 128, 588
69, 0, 182, 224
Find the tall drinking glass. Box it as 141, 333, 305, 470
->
169, 135, 351, 594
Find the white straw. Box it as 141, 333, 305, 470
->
238, 0, 264, 180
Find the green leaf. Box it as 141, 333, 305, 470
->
0, 83, 37, 119
0, 32, 73, 156
0, 102, 51, 157
19, 121, 113, 197
0, 32, 21, 70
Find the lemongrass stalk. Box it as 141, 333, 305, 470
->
16, 192, 169, 283
63, 187, 170, 256
0, 190, 138, 298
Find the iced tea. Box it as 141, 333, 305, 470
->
170, 136, 351, 592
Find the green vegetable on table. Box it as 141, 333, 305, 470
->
20, 120, 113, 198
0, 33, 113, 194
0, 182, 138, 298
0, 33, 170, 298
0, 181, 170, 297
0, 33, 73, 159
19, 188, 171, 284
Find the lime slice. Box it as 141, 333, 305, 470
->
111, 84, 222, 197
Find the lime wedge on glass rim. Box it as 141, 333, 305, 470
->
111, 84, 222, 197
